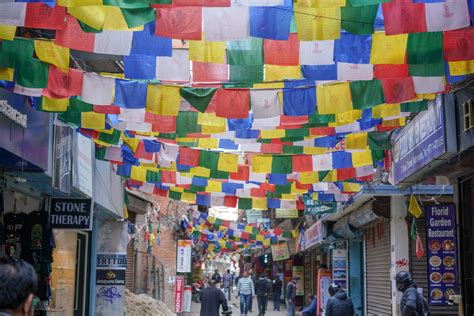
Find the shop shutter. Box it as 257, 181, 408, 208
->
125, 240, 135, 292
365, 219, 392, 316
409, 215, 459, 315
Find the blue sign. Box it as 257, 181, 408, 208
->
425, 205, 458, 305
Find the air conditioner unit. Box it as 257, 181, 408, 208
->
463, 98, 474, 132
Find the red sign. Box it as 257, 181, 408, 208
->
175, 275, 185, 313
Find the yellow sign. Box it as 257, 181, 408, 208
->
271, 242, 290, 261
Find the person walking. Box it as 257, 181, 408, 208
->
325, 284, 355, 316
237, 270, 255, 316
301, 294, 317, 316
285, 276, 298, 316
200, 280, 229, 316
247, 268, 257, 313
395, 271, 430, 316
255, 274, 271, 316
272, 275, 283, 311
222, 269, 233, 301
211, 269, 222, 285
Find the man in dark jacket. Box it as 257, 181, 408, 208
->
255, 274, 271, 316
211, 269, 222, 284
396, 271, 430, 316
285, 276, 299, 316
325, 284, 355, 316
272, 275, 283, 311
200, 280, 229, 316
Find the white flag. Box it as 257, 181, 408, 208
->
425, 0, 470, 32
337, 62, 373, 81
156, 49, 190, 82
250, 89, 282, 119
94, 31, 133, 56
299, 40, 335, 65
81, 73, 114, 105
312, 153, 333, 171
14, 85, 42, 97
413, 76, 445, 94
119, 108, 146, 123
105, 146, 123, 162
203, 7, 249, 42
280, 200, 296, 209
158, 143, 178, 168
0, 3, 26, 26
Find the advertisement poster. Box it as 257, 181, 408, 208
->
425, 205, 458, 305
177, 240, 192, 273
175, 275, 185, 313
332, 249, 348, 290
292, 266, 304, 296
317, 269, 332, 316
271, 242, 290, 261
304, 220, 327, 250
276, 209, 298, 219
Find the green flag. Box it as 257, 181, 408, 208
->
229, 65, 264, 83
238, 198, 252, 210
16, 58, 49, 88
407, 32, 444, 76
199, 150, 219, 170
271, 156, 293, 174
180, 87, 217, 113
349, 0, 388, 6
69, 97, 94, 112
341, 4, 378, 35
411, 217, 417, 241
368, 131, 391, 150
176, 111, 201, 135
350, 80, 385, 109
400, 100, 428, 113
226, 38, 263, 65
121, 7, 156, 28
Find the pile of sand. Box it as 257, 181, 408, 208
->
125, 289, 175, 316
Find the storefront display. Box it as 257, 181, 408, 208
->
316, 268, 332, 316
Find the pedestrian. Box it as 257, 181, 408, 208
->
236, 270, 255, 316
200, 280, 229, 316
272, 275, 283, 311
395, 271, 430, 316
0, 257, 38, 316
212, 269, 222, 284
301, 294, 317, 316
255, 274, 271, 316
222, 269, 233, 301
325, 284, 355, 316
285, 276, 299, 316
248, 268, 257, 313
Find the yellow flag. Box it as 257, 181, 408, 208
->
416, 93, 436, 100
372, 103, 400, 118
321, 170, 337, 182
202, 125, 226, 134
42, 97, 69, 112
217, 153, 239, 173
294, 6, 341, 40
448, 60, 474, 76
130, 166, 147, 182
198, 112, 226, 127
281, 193, 297, 200
300, 171, 319, 184
190, 167, 211, 178
370, 32, 408, 65
122, 134, 141, 152
265, 65, 301, 81
253, 82, 284, 89
291, 182, 308, 194
68, 6, 107, 30
198, 138, 219, 149
146, 85, 181, 116
297, 0, 346, 7
244, 225, 253, 233
0, 25, 16, 41
206, 180, 222, 193
58, 0, 102, 6
260, 129, 286, 139
345, 132, 368, 150
336, 110, 362, 124
170, 186, 184, 193
189, 39, 226, 64
181, 192, 196, 203
263, 239, 271, 247
351, 150, 373, 168
81, 112, 105, 129
252, 155, 273, 173
256, 234, 265, 242
343, 182, 361, 193
34, 40, 70, 72
317, 83, 353, 114
303, 147, 327, 154
252, 198, 267, 210
408, 195, 422, 218
383, 117, 406, 127
0, 68, 14, 81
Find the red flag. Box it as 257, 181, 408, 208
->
224, 196, 237, 208
25, 3, 66, 30
155, 7, 202, 40
169, 0, 230, 6
295, 182, 312, 190
337, 168, 356, 181
374, 64, 409, 79
264, 34, 300, 66
214, 89, 250, 119
55, 16, 94, 52
161, 170, 176, 184
260, 183, 275, 192
46, 66, 83, 98
382, 0, 427, 35
93, 105, 121, 114
178, 147, 200, 167
134, 142, 154, 160
146, 114, 177, 133
193, 62, 228, 83
230, 165, 249, 181
261, 143, 283, 154
382, 77, 416, 104
310, 127, 336, 136
292, 155, 313, 172
250, 188, 266, 198
416, 233, 424, 258
280, 115, 309, 126
443, 28, 474, 62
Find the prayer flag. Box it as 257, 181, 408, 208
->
25, 3, 66, 30
299, 40, 335, 65
301, 64, 337, 80
334, 33, 372, 64
264, 34, 300, 66
189, 40, 226, 64
146, 85, 181, 116
156, 49, 190, 82
316, 83, 353, 114
81, 112, 106, 130
0, 3, 26, 26
351, 150, 372, 167
337, 63, 373, 81
265, 65, 301, 81
349, 79, 385, 109
443, 28, 474, 62
345, 132, 368, 149
114, 80, 147, 109
292, 155, 313, 172
370, 32, 408, 65
250, 89, 282, 119
81, 73, 114, 106
448, 60, 474, 76
131, 22, 172, 56
408, 194, 422, 218
425, 0, 470, 32
341, 4, 378, 35
312, 153, 333, 171
252, 155, 273, 173
271, 155, 293, 174
55, 16, 94, 52
217, 153, 239, 172
193, 62, 228, 82
249, 6, 292, 40
0, 25, 16, 41
42, 96, 69, 112
214, 89, 250, 119
123, 54, 157, 80
155, 7, 202, 40
203, 7, 249, 41
180, 87, 216, 113
413, 76, 445, 94
46, 66, 84, 98
283, 87, 316, 116
178, 147, 200, 167
294, 6, 341, 40
226, 38, 263, 65
382, 0, 427, 35
381, 77, 416, 104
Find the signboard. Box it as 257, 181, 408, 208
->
177, 240, 192, 273
332, 249, 348, 290
292, 266, 304, 296
246, 210, 262, 224
276, 209, 298, 219
52, 125, 72, 194
317, 269, 332, 316
73, 133, 93, 197
271, 242, 290, 261
425, 205, 459, 305
96, 253, 127, 286
49, 197, 93, 230
175, 275, 185, 313
304, 220, 326, 250
302, 194, 337, 216
392, 95, 456, 185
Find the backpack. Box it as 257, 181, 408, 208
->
416, 292, 430, 316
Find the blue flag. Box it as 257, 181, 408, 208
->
334, 33, 372, 64
283, 87, 316, 116
124, 54, 156, 80
249, 6, 292, 40
131, 23, 172, 56
114, 80, 147, 109
301, 64, 337, 80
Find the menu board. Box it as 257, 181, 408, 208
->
425, 205, 458, 305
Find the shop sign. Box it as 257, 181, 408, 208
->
175, 275, 185, 313
271, 242, 290, 261
302, 193, 337, 216
275, 209, 298, 219
96, 253, 127, 269
49, 197, 93, 230
73, 133, 93, 197
317, 269, 332, 316
52, 125, 72, 194
96, 269, 126, 286
425, 205, 459, 305
246, 210, 262, 224
304, 220, 326, 250
292, 266, 304, 296
332, 249, 348, 290
177, 240, 192, 273
0, 99, 27, 127
392, 96, 456, 185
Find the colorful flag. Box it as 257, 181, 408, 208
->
382, 0, 427, 35
264, 34, 300, 66
299, 40, 335, 65
294, 6, 341, 40
203, 7, 249, 41
156, 49, 190, 82
249, 5, 292, 40
316, 82, 353, 114
370, 32, 408, 64
250, 89, 282, 119
155, 7, 202, 40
